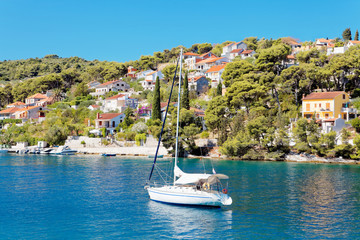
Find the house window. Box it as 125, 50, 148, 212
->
325, 113, 329, 118
326, 103, 330, 109
306, 104, 310, 111
343, 114, 347, 120
316, 114, 320, 118
112, 121, 115, 127
343, 94, 346, 99
99, 121, 102, 126
319, 103, 321, 108
315, 104, 317, 108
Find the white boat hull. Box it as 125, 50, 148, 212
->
147, 186, 232, 207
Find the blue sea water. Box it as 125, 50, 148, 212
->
1, 154, 360, 239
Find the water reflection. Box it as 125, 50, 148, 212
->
146, 201, 232, 239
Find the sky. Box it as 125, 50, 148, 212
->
0, 0, 359, 63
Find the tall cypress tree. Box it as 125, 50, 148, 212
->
342, 28, 352, 41
181, 72, 190, 110
152, 76, 161, 120
355, 29, 359, 41
217, 81, 223, 96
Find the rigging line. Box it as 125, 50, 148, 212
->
148, 56, 180, 181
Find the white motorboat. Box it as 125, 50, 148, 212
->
145, 49, 232, 207
53, 146, 77, 155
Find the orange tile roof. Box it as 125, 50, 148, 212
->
287, 55, 295, 59
184, 52, 200, 56
199, 51, 216, 58
146, 71, 157, 76
190, 107, 205, 117
317, 38, 334, 43
8, 101, 25, 106
193, 76, 207, 82
205, 64, 227, 73
349, 40, 360, 45
303, 91, 346, 100
241, 50, 254, 54
230, 49, 244, 53
196, 57, 224, 65
105, 94, 125, 100
90, 105, 100, 108
98, 113, 123, 120
27, 93, 47, 99
0, 107, 20, 114
97, 80, 120, 87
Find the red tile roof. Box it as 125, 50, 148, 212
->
205, 64, 227, 73
0, 107, 20, 114
90, 105, 100, 108
98, 113, 123, 120
27, 93, 47, 99
105, 94, 125, 100
199, 51, 216, 58
303, 91, 346, 100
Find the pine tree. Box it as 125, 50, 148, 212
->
342, 28, 352, 41
355, 29, 359, 41
217, 81, 223, 96
152, 76, 161, 120
181, 72, 190, 110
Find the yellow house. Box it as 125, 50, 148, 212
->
302, 91, 357, 120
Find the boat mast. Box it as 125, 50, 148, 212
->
174, 48, 183, 185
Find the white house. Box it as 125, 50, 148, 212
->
25, 93, 53, 107
141, 71, 164, 91
88, 105, 100, 111
6, 101, 26, 109
315, 38, 334, 47
239, 50, 256, 59
95, 112, 125, 135
205, 64, 227, 88
221, 41, 248, 59
90, 80, 130, 97
196, 57, 229, 72
103, 93, 138, 112
12, 106, 48, 120
87, 81, 101, 89
0, 107, 19, 120
184, 52, 202, 70
136, 69, 153, 80
346, 40, 360, 48
188, 76, 209, 95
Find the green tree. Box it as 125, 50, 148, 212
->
197, 43, 213, 54
216, 81, 222, 96
355, 29, 359, 41
152, 77, 161, 120
181, 73, 190, 110
342, 28, 352, 41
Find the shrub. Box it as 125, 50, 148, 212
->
101, 139, 110, 146
200, 131, 209, 139
135, 133, 147, 146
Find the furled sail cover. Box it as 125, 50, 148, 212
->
175, 173, 212, 185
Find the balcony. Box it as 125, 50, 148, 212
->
341, 107, 358, 113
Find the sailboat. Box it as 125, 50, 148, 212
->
145, 49, 232, 207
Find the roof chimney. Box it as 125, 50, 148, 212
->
97, 112, 100, 119
302, 94, 305, 99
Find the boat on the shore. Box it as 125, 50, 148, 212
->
53, 146, 77, 155
148, 155, 163, 158
102, 153, 116, 157
145, 49, 232, 207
